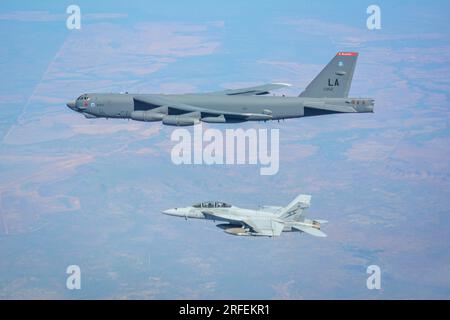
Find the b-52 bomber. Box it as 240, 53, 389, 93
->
67, 52, 374, 126
163, 194, 327, 238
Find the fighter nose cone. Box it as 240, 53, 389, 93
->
66, 100, 76, 109
163, 208, 178, 216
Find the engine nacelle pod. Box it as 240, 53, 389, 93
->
201, 115, 226, 123
162, 115, 200, 126
130, 111, 164, 122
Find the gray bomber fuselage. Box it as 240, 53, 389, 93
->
67, 52, 375, 125
70, 93, 373, 121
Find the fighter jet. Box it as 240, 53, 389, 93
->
66, 52, 374, 126
162, 194, 327, 237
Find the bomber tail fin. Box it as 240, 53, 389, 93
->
299, 52, 358, 98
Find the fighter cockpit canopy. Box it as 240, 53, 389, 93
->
193, 201, 231, 208
76, 94, 89, 101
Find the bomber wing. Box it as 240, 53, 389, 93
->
134, 95, 272, 122
202, 210, 284, 236
204, 83, 291, 96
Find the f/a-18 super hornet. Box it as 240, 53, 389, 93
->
66, 52, 374, 126
163, 194, 327, 237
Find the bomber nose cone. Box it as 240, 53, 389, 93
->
66, 100, 76, 109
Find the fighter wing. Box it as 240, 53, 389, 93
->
204, 83, 291, 96
258, 206, 283, 214
134, 95, 272, 121
202, 210, 284, 236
